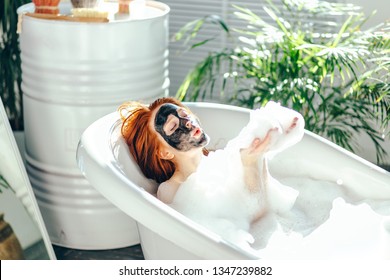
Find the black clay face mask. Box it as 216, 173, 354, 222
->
154, 103, 209, 151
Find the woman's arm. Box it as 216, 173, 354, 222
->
240, 134, 273, 221
240, 130, 274, 193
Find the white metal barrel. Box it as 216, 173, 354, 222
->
18, 1, 169, 249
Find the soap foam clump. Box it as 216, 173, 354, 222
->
257, 196, 390, 259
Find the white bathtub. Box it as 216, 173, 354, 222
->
76, 102, 390, 259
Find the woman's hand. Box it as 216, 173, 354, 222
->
240, 128, 276, 166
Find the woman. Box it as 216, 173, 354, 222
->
118, 97, 276, 207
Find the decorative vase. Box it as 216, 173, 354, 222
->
32, 0, 60, 14
0, 213, 25, 260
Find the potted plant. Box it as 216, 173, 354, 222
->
1, 0, 31, 130
174, 0, 390, 164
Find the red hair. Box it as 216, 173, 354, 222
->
118, 97, 192, 184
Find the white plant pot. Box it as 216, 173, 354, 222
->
17, 1, 169, 249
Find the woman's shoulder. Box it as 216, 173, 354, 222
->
157, 180, 181, 204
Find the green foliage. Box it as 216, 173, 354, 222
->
1, 0, 31, 130
175, 0, 390, 163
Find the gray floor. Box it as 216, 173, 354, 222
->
24, 240, 50, 260
53, 244, 144, 260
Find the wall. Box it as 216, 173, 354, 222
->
349, 0, 389, 28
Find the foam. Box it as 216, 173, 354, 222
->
172, 149, 258, 247
253, 176, 390, 259
226, 101, 305, 155
171, 102, 304, 248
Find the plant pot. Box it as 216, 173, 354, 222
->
32, 0, 60, 14
18, 1, 170, 249
0, 213, 25, 260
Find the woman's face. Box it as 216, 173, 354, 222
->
154, 103, 209, 151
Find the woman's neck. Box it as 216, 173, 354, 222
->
172, 149, 203, 182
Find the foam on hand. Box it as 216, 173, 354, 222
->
171, 101, 304, 248
226, 101, 305, 155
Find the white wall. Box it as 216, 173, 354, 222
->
349, 0, 389, 28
